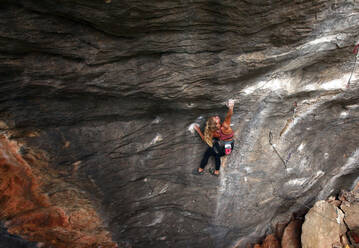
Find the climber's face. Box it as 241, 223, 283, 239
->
214, 116, 221, 129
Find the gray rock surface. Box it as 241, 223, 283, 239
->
1, 0, 359, 247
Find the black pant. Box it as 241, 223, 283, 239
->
200, 142, 224, 171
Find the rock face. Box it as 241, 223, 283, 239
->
1, 0, 359, 247
301, 189, 359, 248
253, 234, 280, 248
281, 220, 302, 248
0, 135, 117, 248
340, 189, 359, 246
301, 200, 347, 248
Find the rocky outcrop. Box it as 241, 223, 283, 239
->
301, 200, 347, 248
0, 135, 117, 248
1, 0, 359, 247
340, 190, 359, 247
301, 188, 359, 248
253, 234, 280, 248
251, 187, 359, 248
281, 219, 302, 248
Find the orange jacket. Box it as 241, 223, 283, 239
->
212, 108, 233, 139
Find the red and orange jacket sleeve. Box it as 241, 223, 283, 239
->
222, 108, 233, 134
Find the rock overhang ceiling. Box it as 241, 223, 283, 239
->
1, 0, 359, 247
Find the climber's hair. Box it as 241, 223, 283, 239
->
204, 117, 218, 147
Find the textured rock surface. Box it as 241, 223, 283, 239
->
281, 220, 302, 248
301, 200, 347, 248
339, 189, 359, 246
1, 0, 359, 247
253, 234, 280, 248
0, 224, 38, 248
342, 202, 359, 231
0, 135, 117, 248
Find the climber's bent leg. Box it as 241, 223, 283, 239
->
214, 154, 221, 171
200, 146, 213, 169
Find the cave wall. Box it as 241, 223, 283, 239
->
1, 0, 359, 247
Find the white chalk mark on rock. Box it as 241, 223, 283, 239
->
150, 134, 163, 145
286, 178, 308, 186
340, 111, 348, 118
152, 116, 162, 124
324, 153, 329, 159
298, 142, 305, 152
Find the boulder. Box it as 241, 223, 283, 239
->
301, 200, 347, 248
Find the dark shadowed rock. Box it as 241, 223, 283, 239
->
281, 219, 302, 248
0, 224, 38, 248
254, 234, 280, 248
1, 0, 359, 247
341, 202, 359, 231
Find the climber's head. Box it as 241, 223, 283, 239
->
213, 116, 221, 129
207, 116, 219, 133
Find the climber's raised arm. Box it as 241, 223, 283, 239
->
222, 99, 234, 133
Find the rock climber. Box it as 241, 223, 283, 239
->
194, 100, 235, 176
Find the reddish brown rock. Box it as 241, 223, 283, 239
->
281, 219, 302, 248
252, 234, 280, 248
348, 230, 359, 245
341, 202, 359, 231
262, 234, 280, 248
275, 222, 288, 241
0, 135, 117, 248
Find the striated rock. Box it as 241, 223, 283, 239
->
281, 219, 302, 248
301, 200, 347, 248
1, 0, 359, 247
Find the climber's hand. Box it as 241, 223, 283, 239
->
227, 99, 235, 110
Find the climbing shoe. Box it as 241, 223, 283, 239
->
209, 168, 219, 177
193, 168, 204, 175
